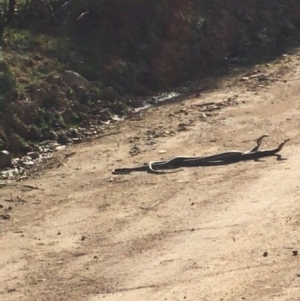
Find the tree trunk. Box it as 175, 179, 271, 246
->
5, 0, 16, 25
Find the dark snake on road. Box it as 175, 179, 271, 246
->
112, 135, 289, 175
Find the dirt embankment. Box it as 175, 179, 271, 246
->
1, 0, 300, 157
68, 0, 300, 90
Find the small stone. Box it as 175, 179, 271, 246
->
48, 131, 58, 141
129, 145, 141, 156
55, 145, 67, 151
9, 133, 28, 153
62, 70, 88, 88
158, 150, 167, 154
0, 150, 12, 169
31, 87, 48, 106
0, 214, 10, 220
177, 123, 188, 132
27, 152, 40, 160
85, 131, 94, 136
292, 250, 298, 256
258, 75, 268, 81
72, 138, 82, 144
47, 74, 64, 85
101, 86, 122, 101
263, 251, 268, 257
22, 160, 34, 167
81, 236, 86, 241
69, 128, 79, 138
57, 134, 70, 145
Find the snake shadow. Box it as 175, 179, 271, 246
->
253, 154, 288, 162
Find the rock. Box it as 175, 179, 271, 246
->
0, 127, 7, 145
62, 109, 74, 123
0, 150, 12, 169
0, 60, 8, 72
22, 159, 34, 167
283, 20, 295, 32
200, 113, 207, 119
177, 123, 188, 132
85, 131, 94, 136
76, 86, 90, 104
69, 128, 79, 138
62, 70, 88, 88
28, 125, 42, 141
258, 74, 268, 82
57, 134, 70, 145
129, 145, 141, 156
56, 145, 67, 151
31, 87, 49, 106
72, 138, 82, 144
158, 150, 167, 154
14, 119, 29, 139
101, 87, 122, 101
23, 145, 34, 153
8, 133, 26, 153
48, 84, 60, 100
33, 145, 41, 152
48, 131, 58, 141
0, 214, 10, 220
27, 152, 40, 160
46, 74, 64, 86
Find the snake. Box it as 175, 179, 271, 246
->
112, 135, 289, 175
113, 152, 246, 174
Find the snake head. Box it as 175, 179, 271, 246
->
256, 134, 269, 146
277, 138, 290, 152
257, 134, 269, 140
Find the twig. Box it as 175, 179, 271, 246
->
94, 131, 122, 139
0, 183, 41, 190
139, 199, 164, 210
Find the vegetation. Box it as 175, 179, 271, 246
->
0, 0, 300, 154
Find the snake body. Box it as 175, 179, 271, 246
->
147, 152, 243, 174
112, 135, 289, 175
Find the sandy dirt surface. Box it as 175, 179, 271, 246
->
1, 52, 300, 301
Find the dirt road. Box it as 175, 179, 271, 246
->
1, 53, 300, 301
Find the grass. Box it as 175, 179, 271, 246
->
1, 28, 69, 95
